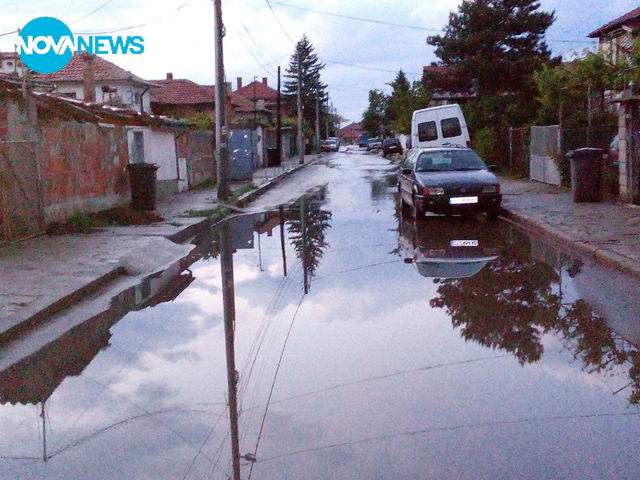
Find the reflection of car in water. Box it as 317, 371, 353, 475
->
399, 212, 499, 278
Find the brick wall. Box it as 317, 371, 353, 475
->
176, 129, 215, 188
41, 121, 130, 222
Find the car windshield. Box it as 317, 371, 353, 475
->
415, 150, 487, 172
383, 139, 398, 146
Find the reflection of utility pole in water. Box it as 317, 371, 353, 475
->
41, 401, 47, 462
219, 221, 241, 480
279, 206, 287, 277
300, 197, 309, 294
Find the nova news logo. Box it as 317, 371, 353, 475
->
18, 16, 144, 74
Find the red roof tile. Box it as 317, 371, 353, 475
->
588, 7, 640, 38
235, 80, 278, 101
32, 52, 155, 85
150, 78, 214, 104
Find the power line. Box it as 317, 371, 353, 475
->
271, 0, 443, 32
263, 0, 296, 44
325, 58, 422, 77
258, 411, 640, 463
247, 292, 306, 480
75, 0, 197, 34
70, 0, 117, 26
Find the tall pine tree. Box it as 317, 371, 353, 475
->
283, 35, 328, 135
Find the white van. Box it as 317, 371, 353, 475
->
410, 104, 470, 149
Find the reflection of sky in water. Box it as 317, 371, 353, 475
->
0, 156, 639, 479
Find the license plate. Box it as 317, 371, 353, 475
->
451, 240, 479, 247
450, 196, 478, 205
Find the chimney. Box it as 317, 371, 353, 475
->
237, 77, 242, 90
262, 77, 268, 86
166, 72, 173, 80
225, 82, 232, 93
82, 54, 96, 102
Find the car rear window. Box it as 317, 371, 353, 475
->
383, 139, 399, 146
418, 121, 438, 142
441, 117, 462, 138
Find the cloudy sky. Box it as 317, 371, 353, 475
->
1, 0, 638, 124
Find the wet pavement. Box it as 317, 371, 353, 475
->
1, 151, 640, 479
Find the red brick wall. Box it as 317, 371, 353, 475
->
41, 121, 130, 222
176, 130, 215, 187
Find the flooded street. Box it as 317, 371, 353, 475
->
1, 152, 640, 479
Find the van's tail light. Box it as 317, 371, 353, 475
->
466, 140, 471, 147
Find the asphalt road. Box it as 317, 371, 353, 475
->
1, 150, 639, 480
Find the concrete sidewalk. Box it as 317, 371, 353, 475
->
499, 175, 640, 280
0, 154, 318, 339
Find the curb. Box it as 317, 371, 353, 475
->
1, 157, 319, 342
165, 156, 319, 243
0, 266, 125, 345
500, 207, 640, 281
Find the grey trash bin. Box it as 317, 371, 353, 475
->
566, 148, 605, 203
126, 163, 159, 210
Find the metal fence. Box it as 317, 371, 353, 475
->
0, 140, 43, 245
501, 125, 617, 184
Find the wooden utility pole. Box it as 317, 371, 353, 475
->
276, 66, 282, 165
315, 92, 320, 154
297, 50, 304, 165
214, 0, 230, 200
219, 221, 241, 480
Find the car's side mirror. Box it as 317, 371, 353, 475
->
401, 168, 412, 174
488, 165, 498, 172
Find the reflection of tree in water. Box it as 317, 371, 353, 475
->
557, 300, 640, 404
287, 196, 332, 285
429, 230, 560, 364
429, 228, 640, 404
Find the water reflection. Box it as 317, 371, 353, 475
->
410, 216, 640, 405
399, 212, 499, 278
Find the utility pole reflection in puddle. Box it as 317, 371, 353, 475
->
279, 206, 287, 277
219, 220, 241, 480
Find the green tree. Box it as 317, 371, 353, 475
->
362, 89, 388, 137
385, 71, 429, 135
427, 0, 555, 100
283, 35, 328, 137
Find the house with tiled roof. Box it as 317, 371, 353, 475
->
339, 122, 364, 145
150, 73, 215, 118
0, 52, 24, 77
32, 52, 157, 113
234, 76, 282, 115
588, 7, 640, 65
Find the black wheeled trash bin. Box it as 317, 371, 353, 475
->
266, 147, 280, 167
566, 148, 605, 203
126, 163, 159, 210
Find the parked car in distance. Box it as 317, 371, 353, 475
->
320, 138, 339, 152
398, 147, 502, 219
382, 138, 403, 157
357, 133, 369, 148
367, 138, 382, 151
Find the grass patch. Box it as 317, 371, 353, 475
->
184, 206, 231, 218
231, 182, 257, 198
47, 207, 165, 235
